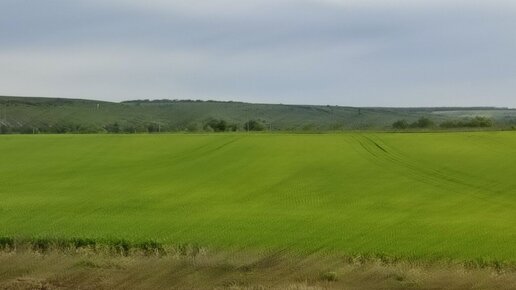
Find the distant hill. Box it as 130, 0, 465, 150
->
0, 95, 515, 133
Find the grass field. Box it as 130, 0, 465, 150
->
1, 132, 516, 264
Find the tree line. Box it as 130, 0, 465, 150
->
0, 118, 268, 134
392, 116, 494, 130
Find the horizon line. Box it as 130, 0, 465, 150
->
0, 94, 514, 110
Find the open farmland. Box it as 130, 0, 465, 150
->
1, 132, 516, 265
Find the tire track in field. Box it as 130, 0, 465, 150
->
165, 136, 242, 165
197, 137, 241, 156
360, 135, 475, 189
365, 135, 509, 197
356, 135, 485, 193
350, 134, 514, 208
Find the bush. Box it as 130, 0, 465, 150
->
243, 120, 265, 131
185, 122, 201, 132
392, 120, 409, 129
440, 116, 493, 128
144, 122, 161, 133
104, 122, 120, 133
204, 119, 228, 132
320, 271, 338, 281
392, 118, 434, 129
410, 117, 434, 128
0, 237, 14, 250
226, 123, 238, 131
468, 116, 493, 127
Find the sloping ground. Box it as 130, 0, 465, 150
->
1, 132, 515, 263
1, 95, 515, 131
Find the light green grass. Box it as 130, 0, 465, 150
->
1, 133, 515, 262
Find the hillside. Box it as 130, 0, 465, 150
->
0, 95, 515, 133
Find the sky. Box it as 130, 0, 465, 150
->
1, 0, 515, 107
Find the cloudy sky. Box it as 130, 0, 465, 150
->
1, 0, 515, 107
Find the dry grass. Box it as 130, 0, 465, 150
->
0, 247, 515, 290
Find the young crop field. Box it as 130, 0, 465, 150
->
1, 132, 515, 263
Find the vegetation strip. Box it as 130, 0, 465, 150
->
0, 237, 514, 272
1, 241, 516, 289
1, 95, 516, 133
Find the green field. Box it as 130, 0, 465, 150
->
1, 132, 515, 263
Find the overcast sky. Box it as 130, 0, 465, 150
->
1, 0, 515, 107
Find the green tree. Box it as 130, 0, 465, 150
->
410, 117, 434, 128
392, 120, 409, 129
204, 119, 228, 132
243, 120, 265, 131
104, 122, 120, 133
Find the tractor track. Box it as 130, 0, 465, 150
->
349, 134, 514, 208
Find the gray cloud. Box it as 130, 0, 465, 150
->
1, 0, 515, 106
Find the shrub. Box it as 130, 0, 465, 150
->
392, 118, 435, 129
320, 271, 338, 281
468, 116, 493, 127
186, 122, 201, 132
410, 117, 434, 128
392, 120, 409, 129
0, 237, 14, 250
204, 119, 228, 132
104, 122, 120, 133
440, 116, 493, 128
145, 122, 161, 133
243, 120, 265, 131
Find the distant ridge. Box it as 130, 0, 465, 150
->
0, 95, 515, 133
